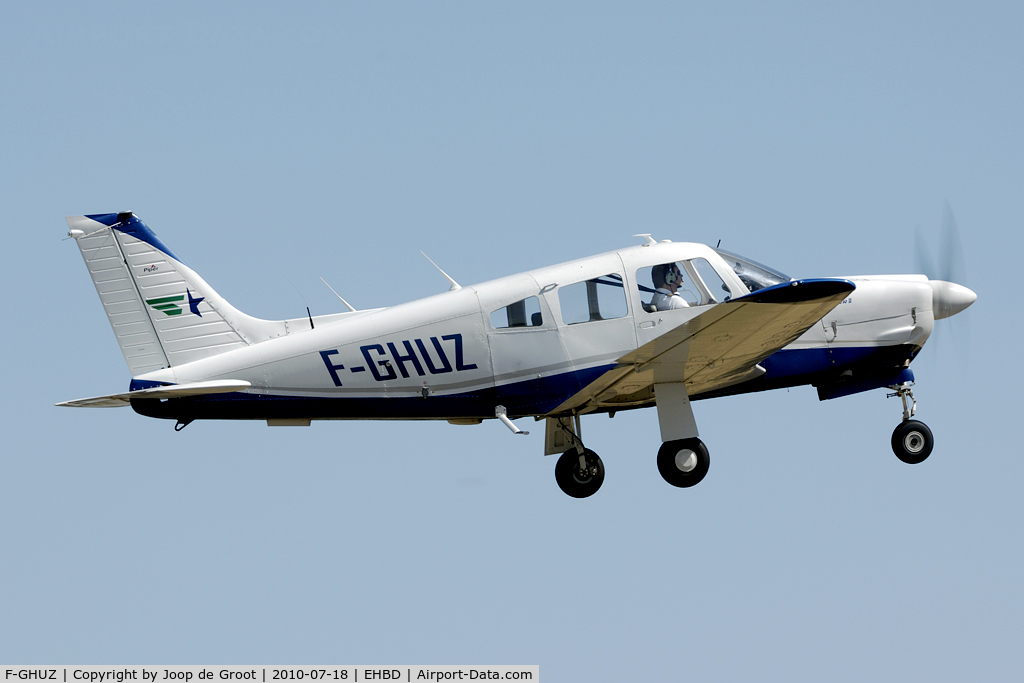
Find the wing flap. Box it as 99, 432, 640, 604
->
552, 279, 854, 414
57, 380, 252, 408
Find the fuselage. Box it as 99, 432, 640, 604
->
129, 241, 936, 423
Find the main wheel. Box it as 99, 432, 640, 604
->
891, 420, 933, 464
554, 448, 605, 498
657, 438, 710, 488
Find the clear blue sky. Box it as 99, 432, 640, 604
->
2, 2, 1021, 680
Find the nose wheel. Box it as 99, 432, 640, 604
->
887, 382, 934, 464
891, 420, 933, 464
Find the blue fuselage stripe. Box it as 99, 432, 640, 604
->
130, 343, 918, 421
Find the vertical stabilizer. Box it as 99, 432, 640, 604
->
67, 212, 281, 375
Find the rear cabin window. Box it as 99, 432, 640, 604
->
558, 273, 628, 325
491, 296, 543, 329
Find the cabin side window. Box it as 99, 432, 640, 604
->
490, 296, 543, 329
558, 273, 628, 325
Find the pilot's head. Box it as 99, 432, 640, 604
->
652, 263, 683, 291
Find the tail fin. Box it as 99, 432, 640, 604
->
67, 212, 282, 375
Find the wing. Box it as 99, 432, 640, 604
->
57, 380, 252, 408
550, 279, 855, 414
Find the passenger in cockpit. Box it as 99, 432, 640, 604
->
650, 263, 689, 311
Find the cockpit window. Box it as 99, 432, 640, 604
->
690, 258, 732, 303
635, 258, 730, 311
714, 248, 791, 292
635, 262, 698, 310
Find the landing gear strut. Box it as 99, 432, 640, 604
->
887, 382, 934, 464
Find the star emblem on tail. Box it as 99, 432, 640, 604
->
187, 289, 205, 316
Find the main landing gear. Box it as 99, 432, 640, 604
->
888, 382, 934, 464
657, 438, 710, 488
548, 410, 710, 498
554, 448, 605, 498
552, 438, 711, 497
550, 383, 715, 498
550, 416, 607, 498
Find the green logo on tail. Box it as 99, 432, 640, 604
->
146, 295, 185, 316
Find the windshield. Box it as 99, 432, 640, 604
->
714, 249, 791, 292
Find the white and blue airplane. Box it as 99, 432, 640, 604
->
60, 212, 976, 497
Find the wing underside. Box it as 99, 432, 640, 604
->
550, 279, 855, 415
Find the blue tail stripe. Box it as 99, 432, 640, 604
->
86, 213, 184, 264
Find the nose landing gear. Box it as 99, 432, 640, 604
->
888, 382, 934, 464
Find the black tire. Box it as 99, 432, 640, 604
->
657, 438, 710, 488
554, 448, 605, 498
891, 420, 933, 464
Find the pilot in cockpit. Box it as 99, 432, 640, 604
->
650, 262, 689, 311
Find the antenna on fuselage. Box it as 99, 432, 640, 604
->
420, 251, 462, 291
634, 234, 658, 247
283, 274, 315, 329
319, 277, 358, 312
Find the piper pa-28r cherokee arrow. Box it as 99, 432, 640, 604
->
61, 212, 977, 498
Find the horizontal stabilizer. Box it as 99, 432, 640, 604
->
57, 380, 252, 408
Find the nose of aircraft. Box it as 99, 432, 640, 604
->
929, 280, 977, 319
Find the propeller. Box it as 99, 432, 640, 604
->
913, 202, 975, 362
914, 202, 963, 285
